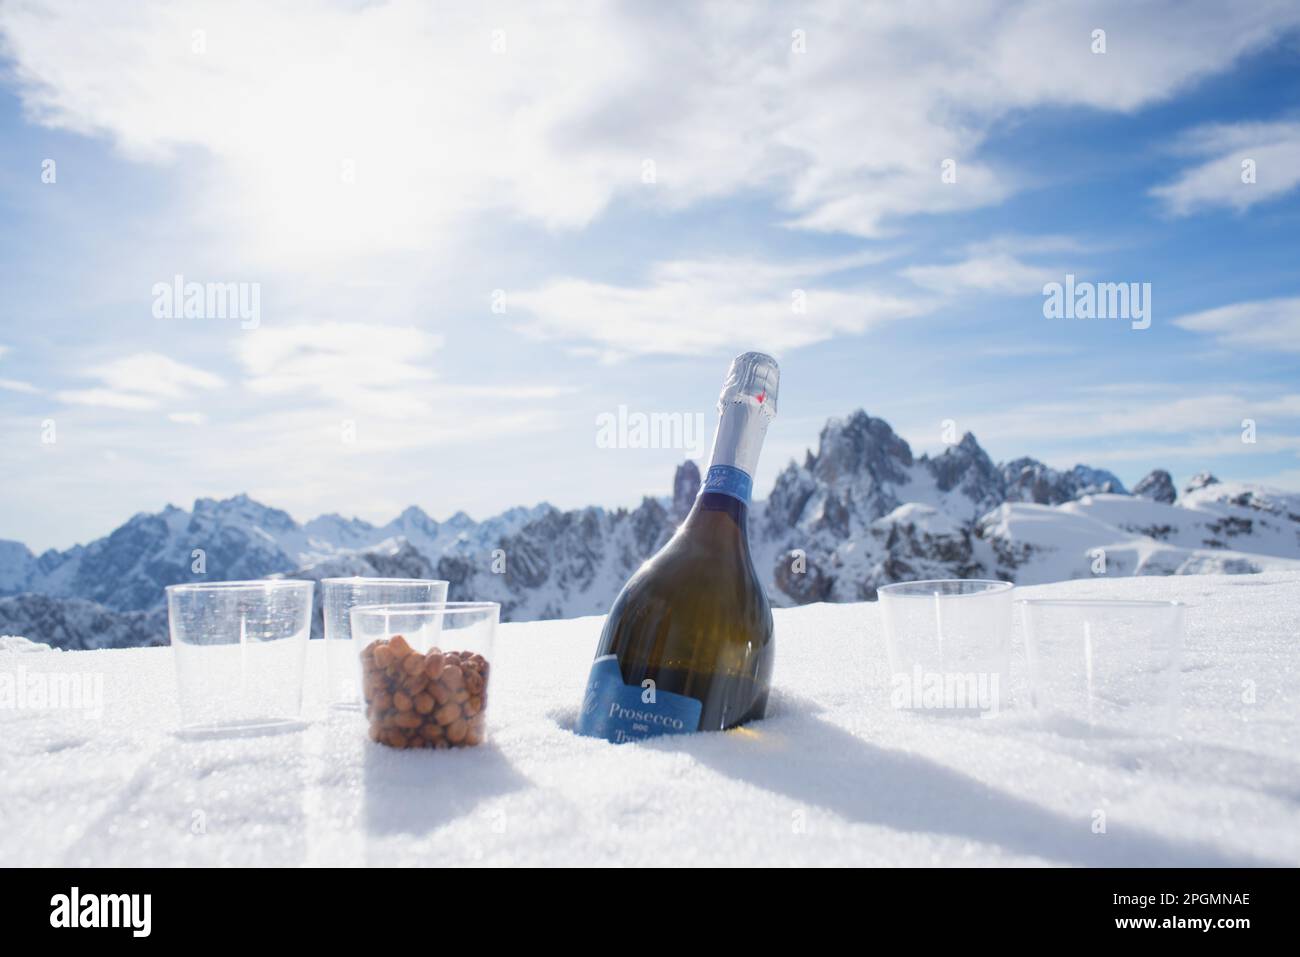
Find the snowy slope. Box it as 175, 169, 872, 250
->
976, 496, 1300, 584
1, 572, 1296, 867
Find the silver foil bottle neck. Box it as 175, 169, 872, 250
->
708, 351, 779, 479
718, 351, 779, 419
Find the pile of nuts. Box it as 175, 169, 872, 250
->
361, 634, 488, 749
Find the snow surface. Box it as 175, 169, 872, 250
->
1, 573, 1297, 867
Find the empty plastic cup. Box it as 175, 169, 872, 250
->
322, 577, 448, 709
1017, 598, 1184, 733
878, 579, 1014, 715
166, 579, 315, 734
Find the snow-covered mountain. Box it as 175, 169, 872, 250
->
3, 409, 1298, 649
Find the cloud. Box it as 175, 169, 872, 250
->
90, 352, 225, 397
55, 388, 160, 411
511, 253, 931, 359
903, 390, 1300, 455
167, 411, 206, 425
899, 234, 1090, 298
237, 321, 442, 416
903, 251, 1057, 296
0, 345, 40, 393
232, 321, 561, 451
2, 0, 1295, 266
56, 352, 224, 410
1173, 296, 1300, 353
1151, 120, 1300, 215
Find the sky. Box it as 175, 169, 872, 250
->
1, 0, 1299, 552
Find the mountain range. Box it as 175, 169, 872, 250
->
3, 409, 1299, 649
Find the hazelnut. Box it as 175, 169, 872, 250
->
400, 673, 428, 695
414, 692, 435, 715
395, 712, 422, 730
393, 691, 413, 712
441, 664, 464, 691
424, 652, 445, 680
446, 718, 468, 744
435, 702, 461, 726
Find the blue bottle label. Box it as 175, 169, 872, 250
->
575, 655, 703, 743
701, 464, 752, 504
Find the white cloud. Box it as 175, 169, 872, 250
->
1152, 121, 1300, 215
167, 411, 206, 425
237, 322, 442, 416
1173, 296, 1300, 353
1, 0, 1294, 267
54, 352, 224, 410
511, 253, 931, 359
907, 392, 1300, 449
90, 352, 225, 397
232, 321, 561, 452
0, 345, 39, 393
55, 388, 160, 411
903, 252, 1056, 296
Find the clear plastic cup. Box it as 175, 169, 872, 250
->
1017, 598, 1184, 733
166, 580, 314, 735
350, 602, 499, 750
877, 579, 1014, 716
322, 578, 448, 709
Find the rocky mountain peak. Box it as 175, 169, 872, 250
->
926, 432, 1004, 510
811, 410, 914, 486
192, 494, 298, 534
1133, 469, 1177, 504
672, 460, 701, 519
1185, 471, 1220, 495
1001, 458, 1126, 506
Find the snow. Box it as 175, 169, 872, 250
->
0, 635, 54, 653
1, 572, 1297, 867
875, 502, 960, 536
979, 496, 1300, 584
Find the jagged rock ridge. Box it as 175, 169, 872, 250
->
3, 410, 1298, 649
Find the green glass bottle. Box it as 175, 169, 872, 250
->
576, 352, 779, 742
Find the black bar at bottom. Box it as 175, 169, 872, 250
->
2, 866, 1289, 943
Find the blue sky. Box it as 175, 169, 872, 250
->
1, 1, 1299, 552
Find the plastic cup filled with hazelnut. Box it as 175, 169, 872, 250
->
349, 602, 500, 750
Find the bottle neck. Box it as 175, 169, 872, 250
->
698, 396, 771, 509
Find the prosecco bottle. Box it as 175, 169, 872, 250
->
576, 352, 779, 742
